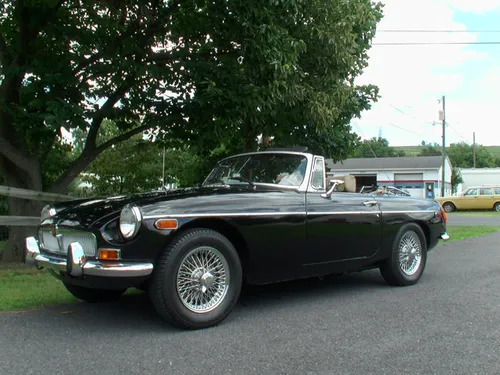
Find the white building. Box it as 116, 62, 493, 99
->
326, 156, 453, 198
457, 168, 500, 192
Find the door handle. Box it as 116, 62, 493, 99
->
363, 200, 378, 207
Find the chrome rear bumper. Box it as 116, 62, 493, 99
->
440, 232, 450, 241
25, 237, 153, 278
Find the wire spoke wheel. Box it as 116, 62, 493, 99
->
176, 246, 230, 314
398, 231, 422, 276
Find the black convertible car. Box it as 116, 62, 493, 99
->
25, 149, 449, 329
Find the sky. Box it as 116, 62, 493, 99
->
355, 0, 500, 147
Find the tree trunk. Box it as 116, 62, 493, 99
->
243, 119, 257, 152
0, 155, 43, 263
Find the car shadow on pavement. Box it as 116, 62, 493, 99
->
236, 269, 386, 310
40, 269, 387, 332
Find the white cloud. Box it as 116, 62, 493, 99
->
447, 0, 500, 14
356, 0, 498, 147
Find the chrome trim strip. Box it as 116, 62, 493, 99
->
382, 210, 436, 214
24, 237, 153, 278
143, 209, 436, 220
144, 212, 306, 219
310, 211, 380, 215
83, 262, 154, 277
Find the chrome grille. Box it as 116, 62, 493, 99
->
38, 228, 97, 257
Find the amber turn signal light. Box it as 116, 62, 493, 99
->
154, 219, 178, 230
441, 206, 447, 224
98, 249, 121, 260
435, 205, 447, 224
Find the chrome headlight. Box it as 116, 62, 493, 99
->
40, 205, 57, 222
119, 205, 142, 239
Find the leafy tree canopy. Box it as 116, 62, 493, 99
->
161, 0, 383, 160
446, 142, 500, 169
418, 141, 442, 157
351, 137, 406, 158
73, 121, 203, 196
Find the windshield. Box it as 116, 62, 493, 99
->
203, 153, 308, 188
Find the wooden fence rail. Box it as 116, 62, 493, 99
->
0, 185, 75, 202
0, 185, 75, 227
0, 216, 40, 226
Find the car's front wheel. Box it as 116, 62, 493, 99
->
149, 228, 242, 330
379, 223, 427, 286
63, 283, 127, 303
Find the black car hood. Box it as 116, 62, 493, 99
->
45, 186, 245, 229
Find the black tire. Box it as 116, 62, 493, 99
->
63, 283, 127, 303
379, 223, 427, 286
442, 202, 455, 213
149, 228, 242, 330
493, 202, 500, 212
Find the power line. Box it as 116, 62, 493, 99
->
446, 122, 471, 145
352, 121, 378, 158
377, 29, 500, 33
387, 122, 424, 136
373, 41, 500, 46
386, 103, 435, 125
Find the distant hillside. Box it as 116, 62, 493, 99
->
393, 145, 500, 157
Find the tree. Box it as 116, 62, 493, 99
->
0, 1, 187, 260
451, 168, 464, 194
351, 137, 406, 158
419, 141, 441, 157
74, 122, 204, 196
446, 142, 495, 168
0, 0, 383, 261
170, 0, 383, 160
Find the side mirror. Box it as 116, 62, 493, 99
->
321, 182, 337, 199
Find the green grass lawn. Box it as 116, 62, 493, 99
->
0, 266, 78, 312
446, 225, 500, 242
0, 263, 143, 312
447, 211, 500, 217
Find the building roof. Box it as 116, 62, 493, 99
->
326, 156, 448, 171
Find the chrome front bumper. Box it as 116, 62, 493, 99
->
25, 237, 153, 278
440, 232, 450, 241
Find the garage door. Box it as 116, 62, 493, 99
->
394, 173, 424, 198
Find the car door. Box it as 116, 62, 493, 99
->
457, 187, 479, 210
478, 187, 495, 209
304, 156, 382, 266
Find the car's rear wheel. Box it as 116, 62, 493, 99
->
149, 228, 242, 330
493, 202, 500, 212
63, 283, 127, 303
442, 202, 455, 213
379, 223, 427, 286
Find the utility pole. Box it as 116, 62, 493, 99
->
473, 132, 476, 168
440, 96, 446, 197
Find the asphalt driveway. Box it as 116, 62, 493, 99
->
446, 213, 500, 226
1, 233, 499, 375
